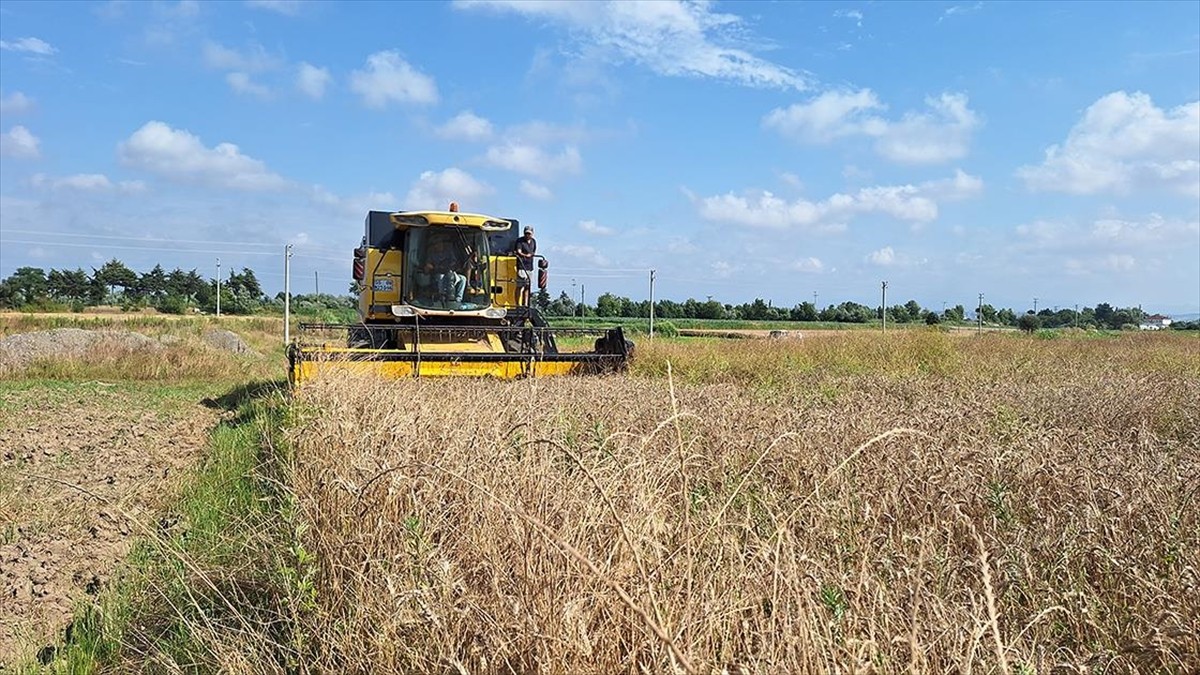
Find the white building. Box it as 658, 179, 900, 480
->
1139, 314, 1172, 330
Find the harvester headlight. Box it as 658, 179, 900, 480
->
483, 308, 507, 319
391, 304, 416, 316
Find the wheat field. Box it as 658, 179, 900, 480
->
281, 331, 1198, 674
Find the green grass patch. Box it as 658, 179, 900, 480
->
32, 380, 294, 673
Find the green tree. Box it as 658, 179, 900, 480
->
546, 291, 576, 317
227, 267, 264, 302
595, 292, 622, 317
978, 304, 998, 323
187, 269, 212, 304
904, 299, 923, 322
696, 299, 726, 320
47, 268, 91, 303
140, 264, 168, 301
534, 288, 551, 313
739, 298, 773, 321
924, 310, 941, 325
790, 301, 818, 321
93, 259, 138, 298
1018, 313, 1040, 333
5, 267, 49, 305
0, 278, 17, 308
654, 299, 684, 319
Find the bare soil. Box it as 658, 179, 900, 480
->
0, 385, 218, 666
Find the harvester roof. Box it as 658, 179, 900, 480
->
387, 209, 512, 231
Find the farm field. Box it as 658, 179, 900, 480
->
0, 318, 1197, 673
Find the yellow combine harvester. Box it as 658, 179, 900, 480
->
288, 204, 632, 384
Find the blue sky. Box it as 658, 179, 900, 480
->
1, 0, 1198, 315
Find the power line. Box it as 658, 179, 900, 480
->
551, 266, 648, 273
0, 239, 280, 256
0, 228, 343, 253
1, 239, 349, 265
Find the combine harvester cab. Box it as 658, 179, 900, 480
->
288, 204, 632, 385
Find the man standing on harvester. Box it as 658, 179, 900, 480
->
515, 225, 536, 307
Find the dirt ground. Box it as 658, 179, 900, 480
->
0, 384, 218, 666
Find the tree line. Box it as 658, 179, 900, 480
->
0, 259, 351, 315
538, 290, 1192, 331
1, 260, 1190, 330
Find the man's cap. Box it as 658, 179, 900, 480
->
523, 226, 534, 234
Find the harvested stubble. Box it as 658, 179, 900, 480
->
286, 332, 1199, 674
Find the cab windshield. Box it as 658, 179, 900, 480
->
405, 227, 491, 311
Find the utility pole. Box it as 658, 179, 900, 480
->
216, 258, 221, 318
813, 291, 818, 308
977, 293, 984, 334
649, 269, 656, 339
1074, 303, 1079, 328
581, 284, 586, 317
1033, 297, 1038, 314
315, 270, 320, 296
881, 281, 888, 332
284, 245, 293, 345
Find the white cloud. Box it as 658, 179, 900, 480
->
296, 62, 332, 99
504, 120, 593, 145
1016, 91, 1200, 197
1101, 254, 1136, 272
118, 121, 288, 190
694, 170, 982, 229
485, 143, 582, 180
1, 126, 40, 158
792, 257, 824, 273
310, 185, 399, 218
919, 168, 985, 200
174, 1, 201, 18
455, 0, 811, 90
764, 90, 981, 164
940, 2, 983, 21
246, 0, 304, 15
0, 37, 57, 56
520, 180, 553, 200
833, 9, 863, 27
763, 89, 886, 142
403, 168, 493, 210
0, 91, 34, 115
666, 236, 699, 254
867, 246, 896, 266
30, 173, 146, 193
350, 51, 438, 108
202, 41, 281, 73
778, 172, 805, 190
550, 243, 610, 267
876, 94, 981, 163
1016, 213, 1199, 251
226, 72, 272, 98
578, 219, 614, 236
435, 111, 494, 141
711, 260, 733, 278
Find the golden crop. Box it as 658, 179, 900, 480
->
283, 331, 1199, 674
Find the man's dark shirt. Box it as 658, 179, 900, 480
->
516, 237, 536, 271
